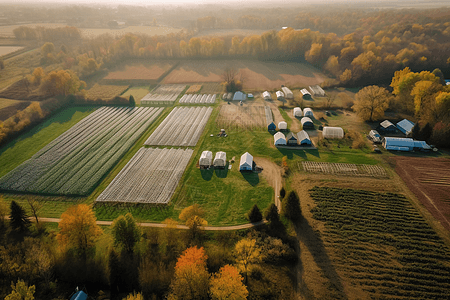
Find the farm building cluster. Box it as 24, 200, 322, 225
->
199, 151, 227, 168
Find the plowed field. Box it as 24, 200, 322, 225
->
104, 61, 176, 81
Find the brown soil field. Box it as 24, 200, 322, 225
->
85, 84, 129, 100
200, 82, 222, 94
162, 60, 328, 90
216, 101, 266, 130
0, 46, 24, 56
104, 61, 176, 81
80, 26, 182, 38
0, 100, 31, 121
185, 84, 202, 93
0, 23, 67, 38
393, 156, 450, 232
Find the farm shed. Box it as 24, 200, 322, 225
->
301, 89, 312, 100
276, 91, 284, 100
369, 130, 381, 143
382, 137, 415, 151
303, 107, 314, 117
297, 130, 311, 145
199, 151, 213, 167
240, 152, 253, 171
274, 132, 287, 146
286, 132, 298, 145
278, 121, 288, 130
301, 117, 314, 129
413, 140, 432, 151
396, 119, 415, 136
293, 107, 302, 117
265, 106, 276, 130
377, 120, 397, 133
309, 85, 325, 96
322, 127, 344, 139
233, 91, 246, 101
247, 93, 254, 98
282, 87, 294, 99
262, 91, 272, 100
213, 151, 227, 168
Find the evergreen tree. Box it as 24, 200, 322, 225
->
248, 204, 263, 223
432, 68, 446, 86
411, 123, 421, 139
279, 187, 286, 200
9, 201, 30, 232
265, 204, 280, 223
129, 95, 135, 107
420, 123, 433, 141
282, 191, 301, 221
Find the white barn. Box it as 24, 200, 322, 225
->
199, 151, 213, 167
262, 91, 272, 100
303, 108, 314, 117
281, 87, 294, 99
278, 121, 288, 130
213, 151, 227, 168
322, 127, 344, 139
239, 152, 253, 171
274, 132, 286, 146
293, 107, 302, 117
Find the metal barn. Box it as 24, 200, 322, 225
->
396, 119, 415, 136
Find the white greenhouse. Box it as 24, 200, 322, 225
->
301, 89, 312, 99
303, 107, 314, 117
322, 127, 344, 139
293, 107, 302, 117
278, 121, 288, 130
213, 151, 227, 168
262, 91, 272, 100
274, 132, 286, 146
301, 117, 314, 129
282, 87, 294, 99
297, 130, 311, 145
240, 152, 253, 171
276, 91, 284, 100
199, 150, 213, 167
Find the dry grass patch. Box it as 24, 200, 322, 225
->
121, 87, 150, 105
186, 85, 202, 93
104, 62, 176, 81
85, 84, 129, 101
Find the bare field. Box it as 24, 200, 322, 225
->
393, 157, 450, 232
194, 28, 267, 38
85, 84, 129, 100
0, 98, 24, 110
0, 23, 67, 37
80, 26, 182, 38
121, 87, 150, 105
103, 61, 176, 81
216, 102, 266, 130
0, 46, 24, 56
162, 60, 328, 90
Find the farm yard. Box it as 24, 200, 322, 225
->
0, 106, 163, 195
144, 106, 213, 146
309, 187, 450, 299
97, 148, 193, 204
140, 84, 186, 105
85, 84, 129, 100
178, 93, 216, 104
393, 157, 450, 231
216, 102, 267, 130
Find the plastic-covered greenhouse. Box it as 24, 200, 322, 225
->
303, 107, 314, 117
278, 121, 287, 130
213, 151, 227, 167
199, 150, 213, 167
322, 127, 344, 139
293, 107, 302, 117
274, 132, 286, 145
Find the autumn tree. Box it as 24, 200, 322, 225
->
210, 264, 248, 300
39, 70, 86, 96
234, 239, 261, 283
353, 85, 390, 121
31, 67, 45, 86
247, 204, 262, 223
111, 213, 141, 254
122, 292, 143, 300
222, 67, 243, 93
5, 280, 35, 300
282, 191, 302, 221
168, 246, 209, 300
179, 204, 207, 240
57, 204, 102, 258
432, 68, 446, 86
41, 42, 55, 56
9, 201, 30, 232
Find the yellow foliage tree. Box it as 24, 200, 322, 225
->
31, 67, 45, 85
5, 280, 35, 300
234, 238, 261, 282
353, 85, 391, 121
179, 204, 208, 230
56, 204, 102, 257
122, 292, 143, 300
339, 69, 352, 84
210, 264, 248, 300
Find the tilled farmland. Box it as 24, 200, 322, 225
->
179, 94, 216, 104
140, 84, 186, 105
0, 106, 163, 196
144, 106, 213, 146
96, 147, 193, 204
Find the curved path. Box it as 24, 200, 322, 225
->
38, 217, 266, 231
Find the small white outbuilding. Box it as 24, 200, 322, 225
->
276, 91, 284, 100
278, 121, 288, 130
303, 108, 314, 117
262, 91, 272, 100
293, 107, 302, 117
282, 87, 294, 99
322, 127, 344, 139
239, 152, 253, 171
199, 151, 213, 167
274, 132, 286, 146
213, 151, 227, 168
301, 89, 312, 99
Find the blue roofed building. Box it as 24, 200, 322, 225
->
382, 137, 431, 151
396, 119, 415, 136
233, 91, 246, 101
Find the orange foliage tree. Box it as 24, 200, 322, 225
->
210, 264, 248, 300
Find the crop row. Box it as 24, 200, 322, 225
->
0, 106, 163, 195
302, 161, 387, 177
96, 147, 193, 204
179, 94, 216, 104
144, 106, 212, 147
141, 84, 186, 105
309, 187, 450, 298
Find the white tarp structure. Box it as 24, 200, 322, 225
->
199, 150, 213, 167
297, 130, 311, 145
303, 108, 314, 117
293, 107, 302, 117
239, 152, 253, 171
278, 121, 287, 130
276, 91, 284, 100
262, 91, 272, 100
213, 151, 227, 167
274, 132, 286, 145
301, 89, 312, 99
282, 87, 294, 99
301, 117, 314, 129
322, 127, 344, 139
309, 85, 325, 96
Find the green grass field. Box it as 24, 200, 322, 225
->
121, 87, 151, 105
